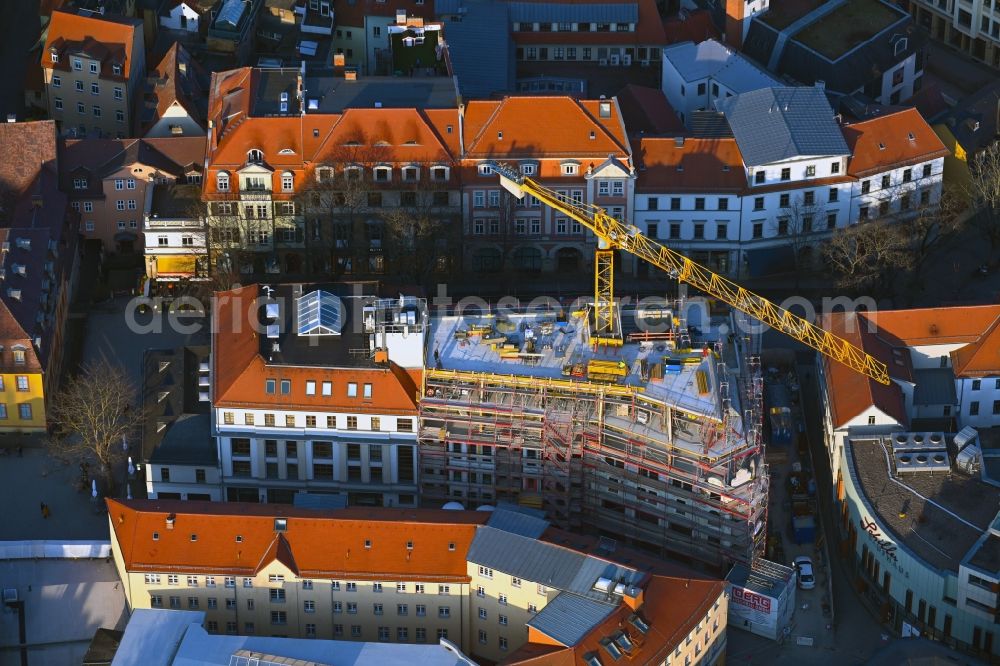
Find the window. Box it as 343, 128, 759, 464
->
805, 165, 816, 177
754, 197, 764, 211
971, 401, 980, 416
973, 379, 982, 390
500, 613, 508, 625
868, 415, 877, 425
499, 637, 508, 651
270, 588, 286, 603
753, 222, 763, 239
829, 187, 839, 203
374, 603, 384, 615
398, 418, 414, 432
479, 607, 488, 619
346, 582, 357, 592
779, 193, 790, 208
217, 172, 230, 191
439, 606, 451, 618
479, 566, 494, 579
882, 175, 891, 189
528, 604, 538, 613
716, 223, 727, 240
562, 163, 578, 176
780, 168, 791, 181
416, 604, 426, 616
16, 376, 29, 392
271, 611, 287, 625
831, 161, 841, 174
54, 97, 63, 111
923, 164, 932, 178
903, 168, 912, 183
861, 180, 870, 194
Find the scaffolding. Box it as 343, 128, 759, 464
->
418, 304, 767, 572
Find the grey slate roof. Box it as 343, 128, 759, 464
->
527, 592, 617, 646
149, 413, 217, 466
487, 505, 550, 538
715, 86, 849, 165
467, 527, 643, 603
440, 0, 515, 98
912, 368, 958, 406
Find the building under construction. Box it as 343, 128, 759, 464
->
418, 297, 767, 572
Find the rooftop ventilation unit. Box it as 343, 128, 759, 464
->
895, 450, 950, 474
891, 432, 946, 453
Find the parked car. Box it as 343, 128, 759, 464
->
794, 555, 815, 590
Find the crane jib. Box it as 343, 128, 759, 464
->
491, 164, 890, 386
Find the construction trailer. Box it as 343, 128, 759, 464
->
418, 297, 768, 572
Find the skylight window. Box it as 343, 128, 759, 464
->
297, 290, 342, 336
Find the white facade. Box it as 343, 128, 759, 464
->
145, 101, 205, 138
661, 40, 781, 127
214, 411, 420, 506
145, 462, 222, 501
877, 52, 919, 105
160, 2, 201, 32
958, 377, 1000, 428
632, 150, 946, 277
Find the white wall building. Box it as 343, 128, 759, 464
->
632, 93, 947, 277
160, 2, 202, 32
661, 39, 781, 127
212, 283, 427, 506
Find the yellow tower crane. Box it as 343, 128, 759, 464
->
491, 162, 890, 386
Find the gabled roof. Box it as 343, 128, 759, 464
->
941, 79, 1000, 155
463, 96, 630, 160
107, 499, 489, 580
145, 42, 210, 134
843, 108, 949, 177
716, 86, 849, 166
821, 311, 908, 429
634, 136, 746, 192
662, 39, 780, 93
951, 316, 1000, 378
44, 9, 143, 78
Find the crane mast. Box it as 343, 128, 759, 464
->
493, 162, 890, 386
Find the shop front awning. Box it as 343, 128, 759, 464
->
155, 256, 197, 277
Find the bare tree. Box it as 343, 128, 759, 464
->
966, 141, 1000, 255
900, 184, 966, 282
822, 220, 912, 298
48, 359, 144, 495
773, 195, 820, 288
381, 188, 459, 289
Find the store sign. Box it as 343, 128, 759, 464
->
861, 515, 898, 564
732, 587, 772, 613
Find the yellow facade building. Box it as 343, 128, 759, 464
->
108, 499, 728, 665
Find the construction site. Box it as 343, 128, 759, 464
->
417, 297, 768, 572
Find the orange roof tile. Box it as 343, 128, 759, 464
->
503, 575, 724, 665
951, 316, 1000, 378
107, 499, 488, 580
822, 312, 908, 429
463, 97, 630, 160
844, 108, 949, 177
663, 9, 722, 43
635, 137, 746, 192
211, 285, 422, 412
864, 305, 1000, 347
44, 9, 142, 79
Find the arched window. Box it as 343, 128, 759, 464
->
247, 149, 264, 163
281, 171, 294, 192
216, 172, 230, 191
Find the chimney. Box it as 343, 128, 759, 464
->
5, 114, 15, 123
724, 0, 747, 50
166, 514, 176, 529
814, 80, 825, 90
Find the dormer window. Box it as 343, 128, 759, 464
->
248, 149, 264, 163
402, 166, 419, 182
113, 63, 122, 76
72, 58, 82, 71
373, 165, 391, 182
520, 163, 536, 176
50, 51, 59, 63
316, 166, 333, 182
281, 172, 294, 191
893, 36, 908, 56
561, 162, 579, 176
217, 172, 230, 191
478, 164, 493, 176
345, 165, 362, 181
430, 166, 449, 181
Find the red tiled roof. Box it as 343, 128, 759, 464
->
664, 9, 722, 43
0, 120, 58, 197
463, 96, 630, 160
211, 285, 422, 412
146, 42, 209, 133
107, 499, 488, 580
615, 84, 685, 136
951, 316, 1000, 378
844, 108, 949, 177
864, 305, 1000, 347
44, 9, 143, 79
635, 136, 746, 192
